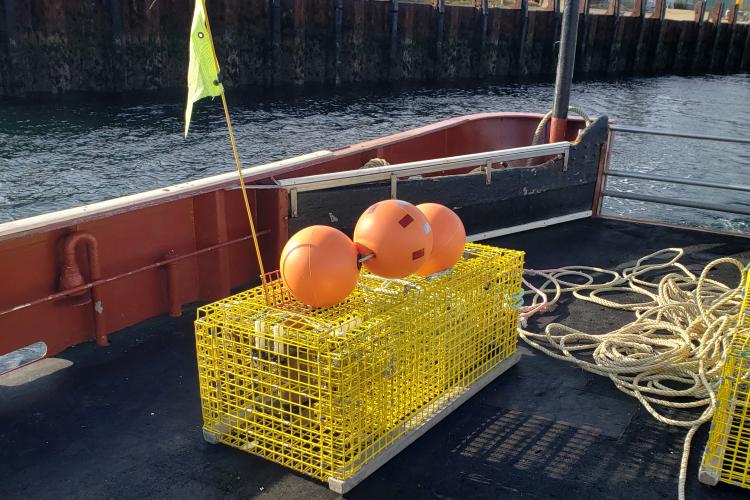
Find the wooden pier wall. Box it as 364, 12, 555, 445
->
0, 0, 748, 95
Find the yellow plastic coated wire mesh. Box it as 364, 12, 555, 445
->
701, 268, 750, 488
194, 243, 524, 482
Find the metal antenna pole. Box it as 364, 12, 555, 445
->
550, 0, 581, 143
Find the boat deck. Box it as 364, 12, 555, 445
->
2, 218, 748, 500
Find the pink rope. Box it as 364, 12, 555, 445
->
520, 276, 548, 320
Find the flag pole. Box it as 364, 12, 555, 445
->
200, 0, 266, 279
217, 93, 267, 279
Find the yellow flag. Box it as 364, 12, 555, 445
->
184, 0, 224, 137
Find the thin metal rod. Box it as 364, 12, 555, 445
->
601, 190, 750, 216
358, 253, 375, 264
610, 125, 750, 145
605, 169, 750, 193
219, 93, 266, 278
0, 229, 271, 318
551, 0, 581, 121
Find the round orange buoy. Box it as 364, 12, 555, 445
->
415, 203, 466, 276
353, 199, 433, 279
280, 225, 359, 308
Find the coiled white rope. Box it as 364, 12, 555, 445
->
518, 248, 747, 500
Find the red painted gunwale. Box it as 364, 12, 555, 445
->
0, 112, 584, 359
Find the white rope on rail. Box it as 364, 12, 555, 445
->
518, 248, 747, 500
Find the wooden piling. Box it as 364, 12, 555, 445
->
0, 0, 15, 93
709, 2, 728, 73
107, 0, 125, 91
517, 0, 529, 77
653, 0, 666, 21
389, 0, 399, 80
692, 2, 717, 74
271, 0, 281, 84
694, 1, 706, 24
476, 0, 489, 78
741, 23, 750, 72
725, 21, 747, 73
1, 0, 15, 42
434, 0, 445, 80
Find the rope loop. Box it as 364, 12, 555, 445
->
531, 105, 593, 146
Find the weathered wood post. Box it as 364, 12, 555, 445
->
1, 0, 15, 43
434, 0, 445, 79
607, 0, 622, 17
389, 0, 399, 80
607, 0, 623, 74
694, 1, 706, 24
270, 0, 281, 84
575, 0, 591, 76
725, 1, 744, 72
741, 20, 750, 71
709, 1, 725, 73
517, 0, 529, 77
707, 1, 723, 23
0, 0, 15, 93
550, 0, 581, 142
727, 2, 738, 25
109, 0, 125, 91
651, 0, 667, 73
475, 0, 489, 78
335, 0, 343, 85
633, 0, 648, 74
653, 0, 666, 20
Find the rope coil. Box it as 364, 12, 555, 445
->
519, 248, 747, 500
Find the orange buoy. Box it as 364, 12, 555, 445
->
280, 225, 359, 308
415, 203, 466, 276
353, 199, 433, 279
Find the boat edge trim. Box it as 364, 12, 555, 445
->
466, 211, 592, 242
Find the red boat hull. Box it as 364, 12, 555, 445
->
0, 113, 588, 359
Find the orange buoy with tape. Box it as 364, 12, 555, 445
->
416, 203, 466, 276
280, 225, 359, 308
353, 199, 433, 279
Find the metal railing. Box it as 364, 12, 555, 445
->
596, 125, 750, 233
271, 141, 570, 217
610, 124, 750, 145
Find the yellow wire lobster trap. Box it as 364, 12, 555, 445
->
700, 268, 750, 489
194, 243, 523, 493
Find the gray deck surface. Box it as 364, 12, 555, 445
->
1, 218, 749, 499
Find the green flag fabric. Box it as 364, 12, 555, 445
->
184, 0, 224, 137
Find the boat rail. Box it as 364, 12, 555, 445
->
268, 142, 571, 217
594, 125, 750, 235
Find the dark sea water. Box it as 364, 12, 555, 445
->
0, 75, 748, 232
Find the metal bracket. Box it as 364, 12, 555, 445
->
203, 428, 220, 444
390, 174, 398, 199
290, 188, 299, 218
483, 161, 492, 185
562, 153, 569, 172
